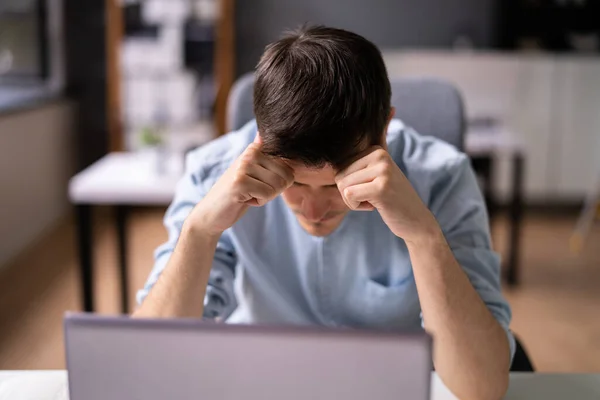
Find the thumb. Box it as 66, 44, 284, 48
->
340, 186, 361, 210
254, 133, 263, 146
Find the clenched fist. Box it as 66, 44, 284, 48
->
335, 146, 439, 244
190, 135, 295, 236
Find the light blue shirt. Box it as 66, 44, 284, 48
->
137, 119, 515, 359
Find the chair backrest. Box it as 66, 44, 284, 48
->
226, 73, 256, 134
226, 73, 466, 151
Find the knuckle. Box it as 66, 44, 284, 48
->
266, 187, 277, 199
286, 171, 295, 184
247, 143, 260, 151
240, 152, 255, 164
234, 161, 249, 176
242, 145, 260, 160
270, 175, 285, 190
375, 149, 388, 161
344, 187, 354, 199
277, 176, 288, 189
280, 167, 294, 184
232, 175, 246, 191
379, 161, 393, 175
278, 164, 294, 181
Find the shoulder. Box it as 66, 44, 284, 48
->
185, 120, 257, 189
386, 118, 467, 173
386, 119, 471, 203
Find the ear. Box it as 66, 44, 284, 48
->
254, 132, 263, 145
388, 107, 396, 124
381, 107, 396, 150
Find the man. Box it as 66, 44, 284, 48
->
135, 26, 514, 399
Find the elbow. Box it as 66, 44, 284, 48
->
454, 375, 508, 400
445, 361, 509, 400
479, 370, 510, 400
478, 354, 510, 400
487, 372, 509, 400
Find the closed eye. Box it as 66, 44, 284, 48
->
293, 182, 337, 189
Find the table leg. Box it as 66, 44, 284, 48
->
115, 205, 130, 314
76, 205, 94, 312
472, 156, 497, 220
507, 154, 525, 286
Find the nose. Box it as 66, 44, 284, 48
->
302, 198, 331, 222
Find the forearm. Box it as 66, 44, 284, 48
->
407, 229, 510, 400
133, 216, 220, 319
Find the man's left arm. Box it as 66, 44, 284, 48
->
336, 148, 513, 400
406, 222, 512, 400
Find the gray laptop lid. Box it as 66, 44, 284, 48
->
65, 313, 431, 400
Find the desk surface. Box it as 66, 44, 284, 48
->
1, 371, 599, 400
68, 152, 182, 205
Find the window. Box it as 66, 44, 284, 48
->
0, 0, 48, 82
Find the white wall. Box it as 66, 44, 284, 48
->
383, 50, 600, 203
0, 100, 76, 268
234, 0, 498, 75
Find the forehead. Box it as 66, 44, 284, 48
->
286, 161, 337, 186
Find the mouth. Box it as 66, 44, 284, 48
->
294, 211, 344, 224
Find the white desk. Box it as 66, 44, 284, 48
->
466, 126, 525, 157
68, 152, 183, 314
68, 127, 526, 314
2, 371, 599, 400
467, 126, 526, 286
69, 152, 182, 206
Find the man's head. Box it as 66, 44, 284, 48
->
254, 25, 393, 236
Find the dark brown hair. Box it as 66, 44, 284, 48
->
253, 25, 391, 169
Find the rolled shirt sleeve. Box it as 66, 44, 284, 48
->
425, 152, 516, 363
136, 148, 238, 320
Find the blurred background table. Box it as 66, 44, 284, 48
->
68, 151, 183, 314
466, 126, 526, 285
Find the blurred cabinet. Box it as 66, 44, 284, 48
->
383, 51, 600, 203
508, 57, 555, 201
552, 59, 600, 199
115, 0, 234, 151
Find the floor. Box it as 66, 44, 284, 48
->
0, 208, 599, 371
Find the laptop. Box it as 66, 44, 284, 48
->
64, 313, 432, 400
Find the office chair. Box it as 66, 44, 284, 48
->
226, 72, 534, 372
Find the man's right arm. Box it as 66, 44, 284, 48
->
133, 211, 221, 318
133, 137, 294, 319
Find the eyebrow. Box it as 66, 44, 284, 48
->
294, 181, 337, 188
